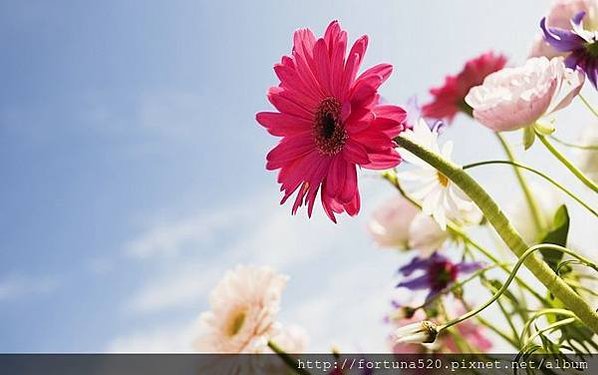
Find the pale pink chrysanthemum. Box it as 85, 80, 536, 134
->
194, 265, 288, 353
257, 21, 407, 222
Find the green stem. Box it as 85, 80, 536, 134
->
463, 160, 598, 217
495, 133, 545, 233
475, 315, 520, 348
536, 131, 598, 193
520, 308, 576, 343
383, 171, 549, 304
267, 340, 311, 375
395, 134, 598, 333
549, 135, 598, 150
480, 275, 521, 346
449, 224, 548, 304
524, 317, 578, 347
578, 93, 598, 119
460, 297, 520, 349
417, 264, 504, 309
436, 243, 597, 333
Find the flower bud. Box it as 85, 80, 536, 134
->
392, 321, 438, 344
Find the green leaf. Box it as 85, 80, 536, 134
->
540, 205, 570, 272
523, 126, 535, 150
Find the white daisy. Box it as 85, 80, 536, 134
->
194, 265, 288, 353
397, 118, 479, 229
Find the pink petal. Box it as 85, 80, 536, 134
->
266, 134, 315, 170
256, 112, 312, 137
343, 139, 370, 165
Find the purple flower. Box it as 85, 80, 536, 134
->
541, 11, 598, 88
396, 252, 483, 301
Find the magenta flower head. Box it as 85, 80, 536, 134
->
396, 252, 483, 301
256, 21, 407, 222
541, 11, 598, 88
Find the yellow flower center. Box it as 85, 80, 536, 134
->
436, 171, 449, 187
227, 310, 246, 337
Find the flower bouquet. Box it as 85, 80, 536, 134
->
195, 0, 598, 370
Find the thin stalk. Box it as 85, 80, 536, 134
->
383, 171, 549, 304
462, 160, 597, 217
448, 224, 548, 304
460, 298, 520, 349
267, 341, 311, 375
417, 264, 505, 310
549, 135, 598, 150
436, 243, 598, 333
524, 317, 578, 347
495, 133, 545, 233
536, 131, 598, 193
520, 308, 576, 343
476, 315, 520, 348
395, 134, 598, 333
579, 93, 598, 118
482, 275, 521, 347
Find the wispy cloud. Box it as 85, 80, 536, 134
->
0, 274, 60, 301
123, 208, 249, 259
108, 181, 401, 352
124, 266, 220, 315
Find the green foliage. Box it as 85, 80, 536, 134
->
540, 205, 569, 272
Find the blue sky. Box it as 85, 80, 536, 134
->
1, 0, 596, 352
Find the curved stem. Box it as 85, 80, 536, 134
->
495, 133, 545, 233
462, 160, 598, 217
395, 134, 598, 333
520, 308, 576, 343
524, 317, 578, 348
382, 171, 548, 303
475, 315, 520, 348
448, 224, 549, 304
578, 93, 598, 119
436, 243, 597, 333
536, 131, 598, 193
268, 340, 311, 375
550, 135, 598, 150
417, 264, 504, 309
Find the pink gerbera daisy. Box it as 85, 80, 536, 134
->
421, 51, 507, 122
256, 21, 406, 222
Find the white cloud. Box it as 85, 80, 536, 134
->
0, 275, 59, 301
124, 266, 220, 314
108, 180, 403, 352
123, 208, 248, 259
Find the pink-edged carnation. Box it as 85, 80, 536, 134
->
421, 52, 507, 122
256, 21, 407, 222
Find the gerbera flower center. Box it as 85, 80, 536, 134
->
313, 97, 348, 156
436, 171, 449, 187
227, 309, 246, 337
